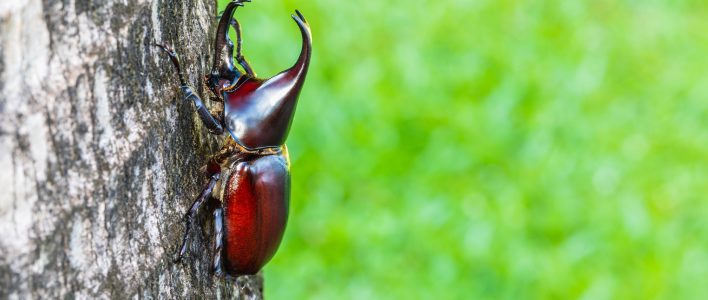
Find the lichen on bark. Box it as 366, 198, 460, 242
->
0, 0, 262, 298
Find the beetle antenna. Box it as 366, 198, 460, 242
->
155, 43, 187, 86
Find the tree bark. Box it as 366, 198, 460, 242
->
0, 0, 262, 298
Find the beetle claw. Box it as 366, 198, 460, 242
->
173, 239, 189, 263
173, 252, 183, 264
155, 43, 188, 86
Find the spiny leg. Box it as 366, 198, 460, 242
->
213, 204, 225, 276
230, 18, 256, 77
155, 44, 225, 135
174, 172, 220, 263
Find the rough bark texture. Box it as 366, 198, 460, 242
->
0, 0, 263, 298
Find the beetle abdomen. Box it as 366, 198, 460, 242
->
222, 153, 290, 275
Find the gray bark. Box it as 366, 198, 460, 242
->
0, 0, 262, 298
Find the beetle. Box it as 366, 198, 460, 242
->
156, 0, 311, 276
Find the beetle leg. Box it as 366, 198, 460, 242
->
174, 173, 220, 263
229, 18, 256, 77
213, 204, 225, 277
154, 44, 187, 86
181, 85, 225, 134
155, 44, 225, 135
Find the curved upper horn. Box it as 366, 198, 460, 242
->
280, 10, 312, 89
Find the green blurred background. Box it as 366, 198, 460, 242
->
219, 0, 708, 298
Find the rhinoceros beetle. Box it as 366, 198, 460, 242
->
156, 0, 311, 276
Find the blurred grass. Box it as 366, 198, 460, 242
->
218, 0, 708, 299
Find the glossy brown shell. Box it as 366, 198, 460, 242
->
222, 153, 290, 275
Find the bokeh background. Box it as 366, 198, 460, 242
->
219, 0, 708, 298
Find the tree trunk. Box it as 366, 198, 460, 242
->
0, 0, 263, 298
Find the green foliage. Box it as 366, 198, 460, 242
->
219, 0, 708, 298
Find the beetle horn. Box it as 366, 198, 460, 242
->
285, 10, 312, 87
211, 1, 247, 81
261, 10, 312, 99
221, 10, 312, 149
